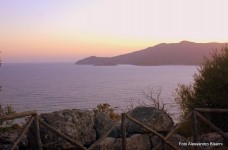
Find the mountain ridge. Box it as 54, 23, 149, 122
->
76, 41, 226, 66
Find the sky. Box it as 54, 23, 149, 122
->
0, 0, 228, 63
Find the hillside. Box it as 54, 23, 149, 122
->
76, 41, 225, 66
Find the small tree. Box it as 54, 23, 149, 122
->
175, 46, 228, 131
140, 87, 167, 111
127, 87, 169, 111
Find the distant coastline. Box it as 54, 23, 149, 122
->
76, 41, 225, 66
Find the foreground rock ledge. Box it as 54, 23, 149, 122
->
27, 107, 175, 149
5, 106, 220, 149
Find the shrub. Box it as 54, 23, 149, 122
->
175, 46, 228, 132
93, 103, 120, 121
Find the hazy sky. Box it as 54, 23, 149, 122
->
1, 0, 228, 63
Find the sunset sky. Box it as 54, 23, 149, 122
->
1, 0, 228, 63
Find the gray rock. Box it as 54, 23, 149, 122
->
169, 134, 189, 150
150, 134, 189, 150
197, 132, 228, 150
94, 134, 151, 150
36, 109, 96, 148
110, 125, 122, 138
150, 134, 161, 148
126, 134, 151, 150
126, 107, 174, 134
93, 137, 116, 150
94, 112, 115, 138
198, 132, 224, 143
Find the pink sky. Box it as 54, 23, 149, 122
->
1, 0, 228, 63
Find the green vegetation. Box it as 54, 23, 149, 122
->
93, 103, 120, 121
175, 46, 228, 132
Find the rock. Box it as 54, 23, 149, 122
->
110, 125, 122, 138
94, 134, 151, 150
197, 132, 228, 150
31, 109, 96, 149
0, 127, 28, 150
0, 132, 17, 149
94, 112, 121, 139
94, 112, 115, 138
126, 107, 174, 134
198, 132, 224, 143
126, 134, 151, 150
169, 134, 189, 150
150, 134, 189, 150
150, 134, 161, 148
93, 137, 116, 150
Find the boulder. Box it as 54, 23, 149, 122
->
94, 112, 121, 139
198, 132, 224, 143
94, 134, 151, 150
93, 137, 116, 150
150, 134, 189, 150
31, 109, 96, 149
197, 132, 228, 150
126, 134, 151, 150
94, 112, 114, 138
126, 107, 174, 134
110, 125, 122, 139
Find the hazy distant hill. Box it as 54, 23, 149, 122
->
76, 41, 226, 66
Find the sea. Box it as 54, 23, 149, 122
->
0, 63, 198, 122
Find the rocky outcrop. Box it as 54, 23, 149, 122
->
28, 107, 175, 149
37, 109, 96, 149
126, 106, 174, 134
6, 107, 227, 150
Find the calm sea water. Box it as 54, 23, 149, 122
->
0, 63, 198, 121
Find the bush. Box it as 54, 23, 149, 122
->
93, 103, 120, 121
175, 46, 228, 132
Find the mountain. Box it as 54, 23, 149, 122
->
76, 41, 226, 66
